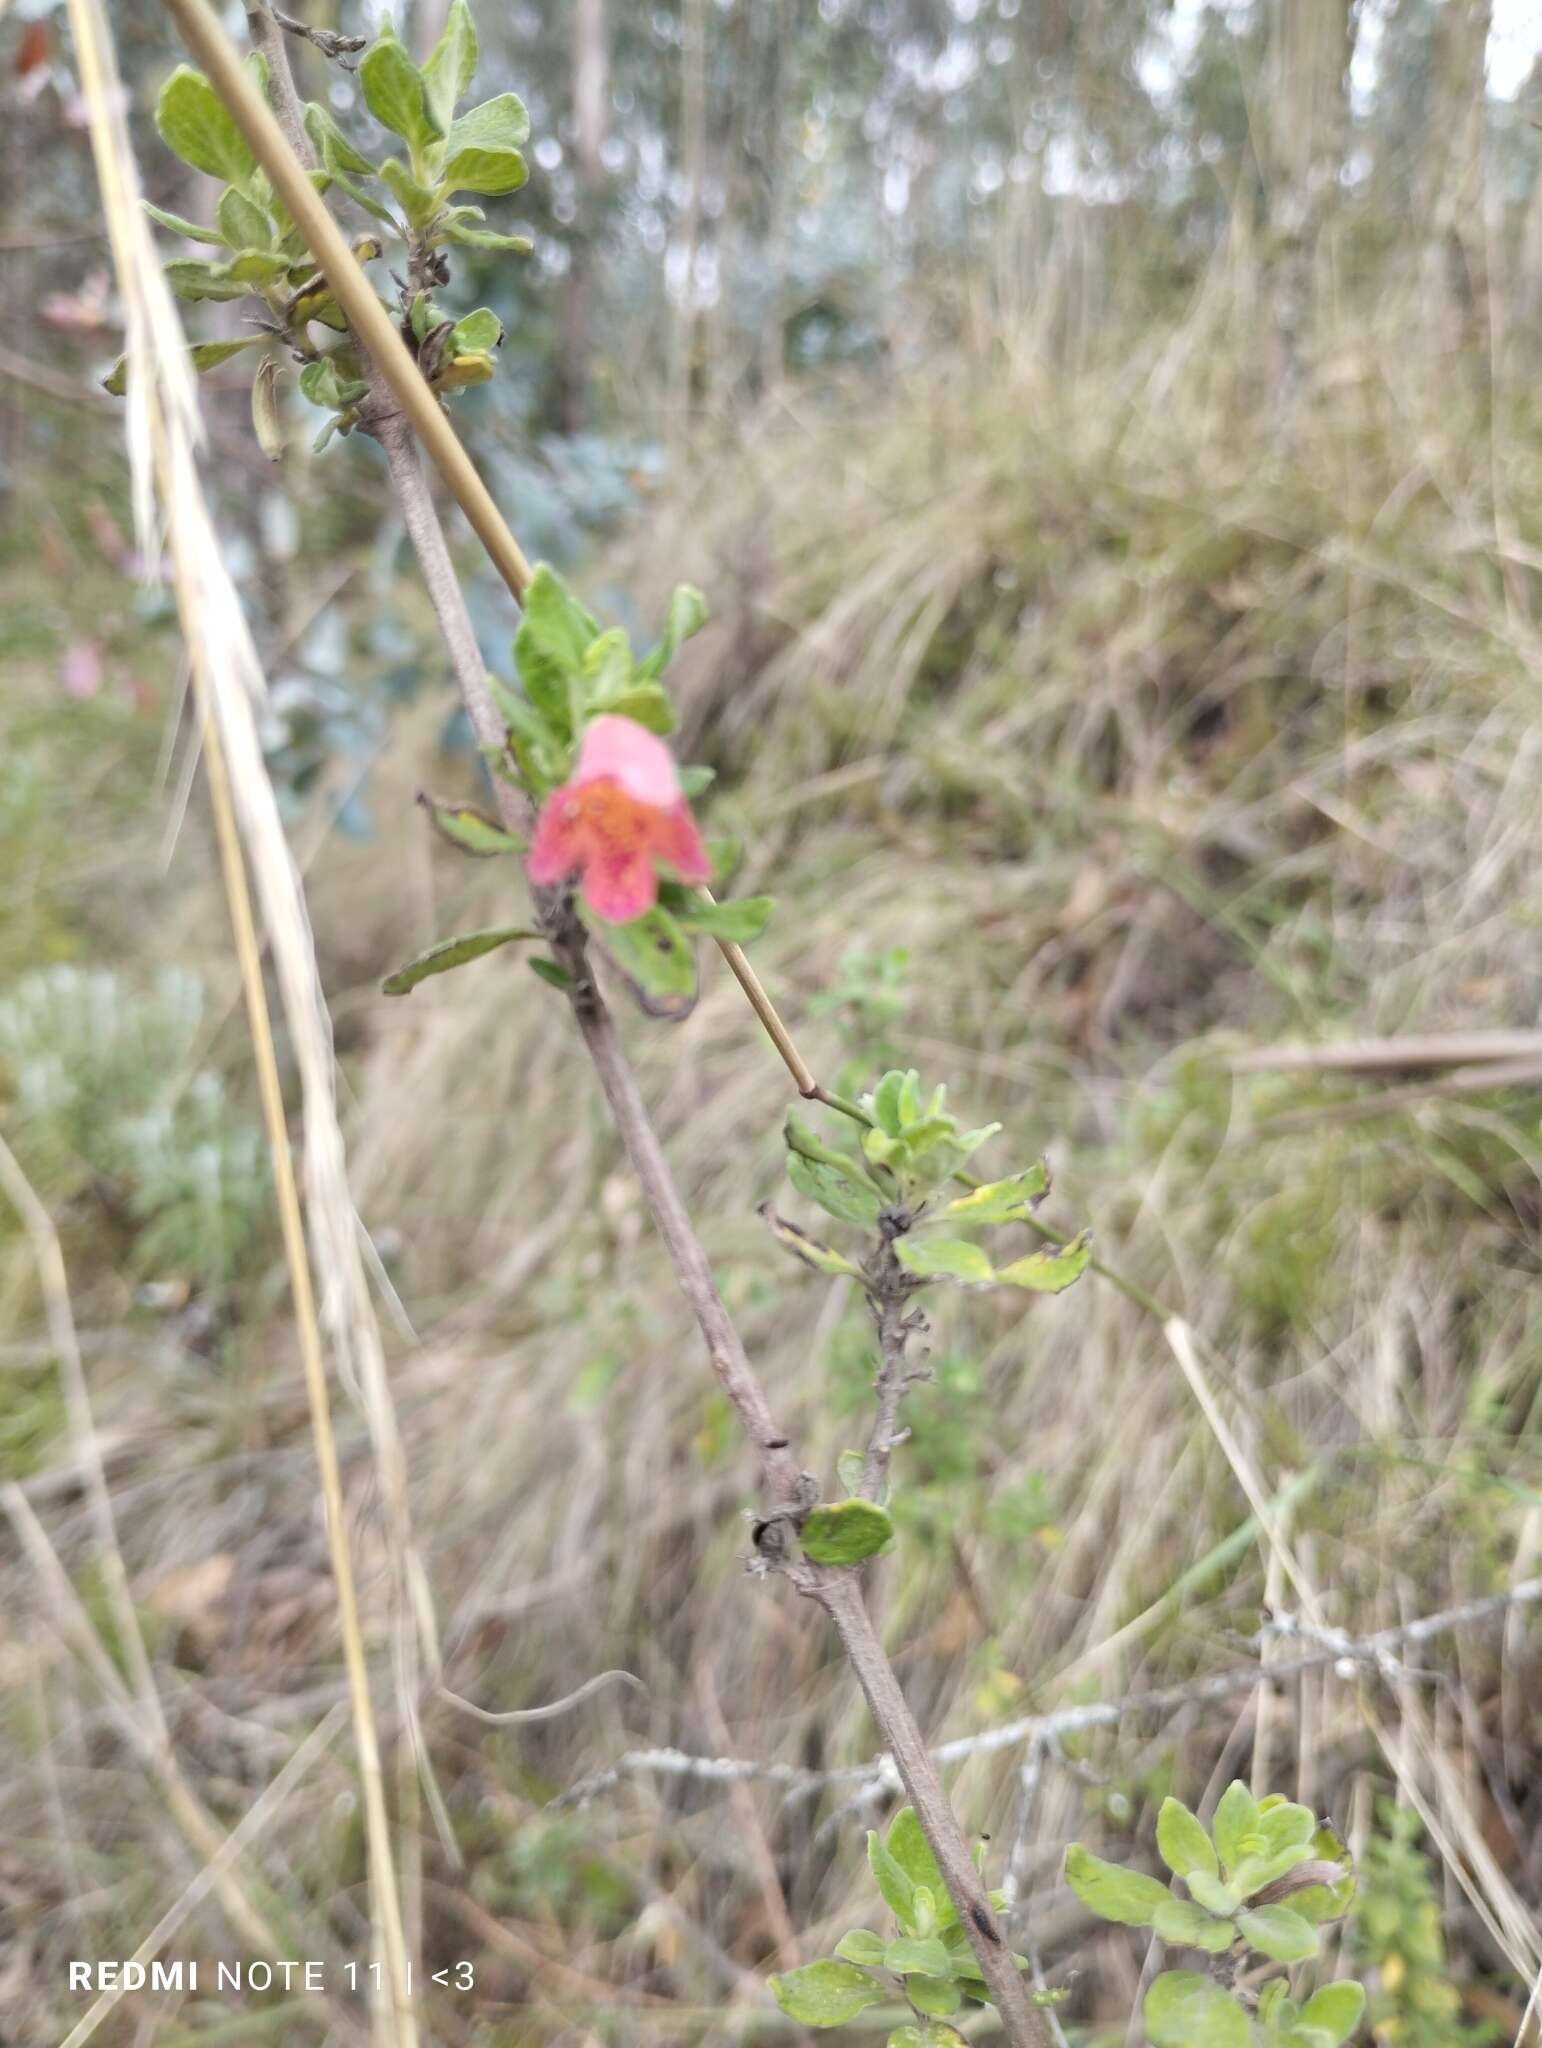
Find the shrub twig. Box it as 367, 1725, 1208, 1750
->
164, 4, 1055, 2034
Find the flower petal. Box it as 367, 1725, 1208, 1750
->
576, 713, 682, 809
582, 849, 658, 922
527, 783, 584, 884
653, 801, 711, 883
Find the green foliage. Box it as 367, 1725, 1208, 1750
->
1349, 1802, 1495, 2047
155, 65, 257, 189
415, 794, 525, 856
808, 944, 912, 1087
770, 1806, 1026, 2031
125, 3, 533, 449
578, 902, 696, 1014
1067, 1784, 1362, 2048
799, 1498, 894, 1564
380, 925, 538, 996
770, 1069, 1090, 1298
0, 968, 269, 1295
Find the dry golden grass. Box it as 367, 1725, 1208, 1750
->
2, 228, 1541, 2043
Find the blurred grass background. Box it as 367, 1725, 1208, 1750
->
1, 1, 1541, 2043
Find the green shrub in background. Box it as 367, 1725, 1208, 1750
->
0, 965, 270, 1297
1350, 1802, 1496, 2047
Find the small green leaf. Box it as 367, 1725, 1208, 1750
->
1259, 1983, 1295, 2028
360, 31, 442, 152
217, 185, 270, 251
1187, 1872, 1240, 1916
1063, 1845, 1169, 1927
671, 894, 773, 944
871, 1070, 911, 1137
894, 1236, 993, 1284
143, 201, 227, 244
449, 307, 503, 353
906, 1976, 962, 2017
768, 1960, 884, 2028
581, 903, 696, 1015
888, 2029, 961, 2048
382, 925, 538, 995
378, 156, 439, 228
421, 0, 479, 129
226, 250, 290, 284
1212, 1781, 1260, 1874
886, 1811, 954, 1930
162, 260, 252, 303
1145, 1972, 1251, 2048
299, 354, 367, 410
833, 1929, 886, 1968
445, 91, 532, 156
1152, 1897, 1234, 1952
105, 337, 264, 397
303, 101, 377, 176
251, 355, 282, 461
193, 336, 264, 373
1257, 1801, 1318, 1854
636, 582, 708, 681
940, 1161, 1050, 1224
1157, 1797, 1219, 1883
867, 1828, 916, 1925
760, 1207, 861, 1279
883, 1937, 951, 1978
836, 1450, 867, 1497
801, 1499, 894, 1565
156, 65, 256, 188
442, 145, 528, 194
788, 1150, 883, 1228
1236, 1905, 1319, 1962
441, 221, 533, 252
909, 1886, 937, 1937
514, 565, 602, 736
1232, 1841, 1319, 1897
528, 957, 574, 992
993, 1230, 1092, 1293
416, 793, 525, 856
1295, 1983, 1365, 2046
706, 836, 742, 887
601, 682, 676, 734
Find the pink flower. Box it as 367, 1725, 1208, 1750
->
527, 714, 710, 922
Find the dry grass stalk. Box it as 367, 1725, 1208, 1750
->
68, 0, 423, 2036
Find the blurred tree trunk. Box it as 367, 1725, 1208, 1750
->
1260, 0, 1355, 381
1421, 0, 1492, 354
671, 0, 707, 430
558, 0, 607, 432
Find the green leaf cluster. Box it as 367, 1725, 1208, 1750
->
1066, 1783, 1363, 2048
769, 1807, 1030, 2036
345, 5, 531, 238
1349, 1802, 1495, 2047
770, 1076, 1090, 1298
124, 4, 532, 449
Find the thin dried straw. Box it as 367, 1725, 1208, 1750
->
67, 0, 422, 2036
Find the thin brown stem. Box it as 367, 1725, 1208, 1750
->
861, 1243, 920, 1501
818, 1573, 1052, 2045
160, 9, 1051, 2034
